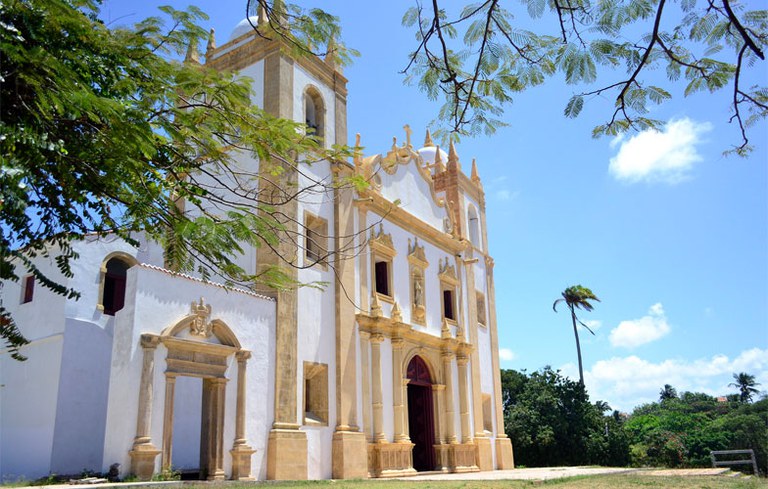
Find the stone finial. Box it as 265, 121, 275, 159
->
205, 28, 216, 59
471, 158, 482, 185
435, 145, 446, 173
324, 35, 343, 74
184, 40, 200, 64
441, 318, 452, 339
370, 292, 382, 318
391, 301, 402, 322
423, 129, 435, 147
257, 2, 268, 24
353, 133, 362, 167
447, 139, 459, 171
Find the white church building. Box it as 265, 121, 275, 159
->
0, 12, 514, 482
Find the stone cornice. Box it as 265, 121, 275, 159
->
356, 313, 472, 355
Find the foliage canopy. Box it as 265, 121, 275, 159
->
0, 0, 356, 360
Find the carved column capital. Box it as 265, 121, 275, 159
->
391, 337, 404, 349
140, 334, 161, 349
457, 354, 469, 366
369, 333, 385, 344
236, 350, 252, 363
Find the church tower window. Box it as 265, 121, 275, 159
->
304, 212, 328, 267
467, 204, 480, 248
303, 86, 325, 144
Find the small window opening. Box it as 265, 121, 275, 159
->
305, 213, 328, 265
375, 260, 390, 296
303, 362, 328, 425
443, 289, 455, 320
22, 276, 34, 304
482, 393, 493, 432
103, 258, 130, 316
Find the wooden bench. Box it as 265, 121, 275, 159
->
710, 449, 759, 475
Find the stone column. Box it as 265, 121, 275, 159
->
231, 351, 255, 480
332, 162, 367, 479
129, 334, 161, 480
207, 378, 227, 480
432, 384, 449, 471
370, 333, 386, 442
359, 331, 372, 441
457, 354, 472, 443
161, 374, 176, 471
391, 337, 408, 442
442, 351, 457, 444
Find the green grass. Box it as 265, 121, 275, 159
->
182, 474, 767, 489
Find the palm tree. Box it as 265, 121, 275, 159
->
729, 372, 761, 403
659, 384, 678, 401
553, 285, 600, 385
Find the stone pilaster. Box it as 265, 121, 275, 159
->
231, 351, 256, 480
486, 257, 514, 469
161, 374, 176, 471
370, 333, 386, 442
442, 351, 457, 444
457, 354, 472, 444
391, 337, 408, 442
129, 334, 161, 480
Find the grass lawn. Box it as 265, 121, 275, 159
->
182, 474, 767, 489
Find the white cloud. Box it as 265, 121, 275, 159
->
609, 303, 670, 348
582, 319, 602, 332
575, 348, 768, 412
608, 118, 712, 184
499, 348, 516, 362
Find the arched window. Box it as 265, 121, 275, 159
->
467, 204, 480, 247
303, 86, 325, 144
99, 254, 136, 316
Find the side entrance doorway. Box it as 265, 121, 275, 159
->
406, 355, 436, 471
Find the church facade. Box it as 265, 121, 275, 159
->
0, 13, 514, 482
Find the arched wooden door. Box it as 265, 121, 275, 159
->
406, 355, 435, 471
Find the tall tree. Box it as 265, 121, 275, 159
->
660, 384, 678, 401
553, 285, 600, 385
729, 372, 761, 403
0, 0, 358, 360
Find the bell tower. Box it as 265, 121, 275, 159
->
203, 5, 355, 481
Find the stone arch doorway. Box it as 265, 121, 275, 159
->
129, 299, 254, 481
406, 355, 436, 471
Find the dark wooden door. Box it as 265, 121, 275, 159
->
407, 355, 436, 471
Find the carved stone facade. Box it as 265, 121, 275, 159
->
0, 11, 514, 484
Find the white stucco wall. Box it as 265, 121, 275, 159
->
377, 162, 448, 232
101, 265, 276, 479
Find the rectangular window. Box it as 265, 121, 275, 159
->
374, 260, 390, 297
476, 291, 487, 326
304, 213, 328, 265
443, 289, 455, 320
22, 276, 34, 304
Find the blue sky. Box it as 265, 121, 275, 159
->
102, 1, 767, 412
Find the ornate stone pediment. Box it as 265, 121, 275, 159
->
369, 223, 396, 256
438, 257, 457, 282
190, 298, 213, 338
407, 237, 428, 267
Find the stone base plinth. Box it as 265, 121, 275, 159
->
369, 442, 417, 477
475, 436, 493, 471
450, 443, 479, 472
495, 436, 515, 469
230, 444, 256, 480
332, 430, 368, 479
267, 428, 307, 480
129, 443, 160, 481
